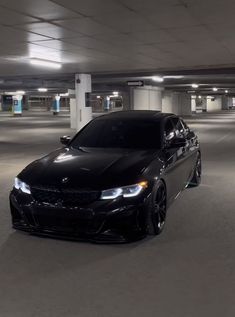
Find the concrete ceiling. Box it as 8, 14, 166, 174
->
0, 0, 235, 78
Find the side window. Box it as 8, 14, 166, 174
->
171, 117, 185, 137
164, 119, 175, 141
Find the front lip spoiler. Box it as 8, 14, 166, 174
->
13, 224, 145, 244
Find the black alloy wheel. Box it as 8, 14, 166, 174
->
147, 181, 167, 235
188, 152, 201, 187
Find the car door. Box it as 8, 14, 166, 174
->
180, 118, 199, 179
171, 116, 193, 185
162, 117, 185, 202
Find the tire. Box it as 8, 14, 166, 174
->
188, 152, 201, 188
147, 180, 167, 235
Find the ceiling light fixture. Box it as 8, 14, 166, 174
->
38, 88, 48, 92
30, 58, 62, 69
16, 90, 25, 95
213, 87, 218, 92
163, 76, 184, 79
113, 91, 119, 96
152, 76, 164, 83
59, 92, 69, 97
192, 84, 199, 88
225, 90, 228, 93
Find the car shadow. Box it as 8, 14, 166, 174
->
0, 231, 150, 285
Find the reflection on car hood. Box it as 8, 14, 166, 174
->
19, 147, 160, 190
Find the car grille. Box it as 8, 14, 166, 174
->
31, 186, 100, 207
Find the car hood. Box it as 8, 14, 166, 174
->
19, 147, 160, 190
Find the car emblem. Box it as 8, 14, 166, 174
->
61, 177, 69, 184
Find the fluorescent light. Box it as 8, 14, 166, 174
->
97, 96, 101, 99
213, 87, 218, 92
16, 90, 25, 95
38, 88, 48, 92
59, 92, 69, 97
152, 76, 164, 83
192, 84, 199, 88
163, 76, 184, 79
30, 58, 62, 69
198, 95, 202, 99
113, 91, 119, 96
225, 90, 228, 93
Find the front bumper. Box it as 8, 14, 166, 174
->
10, 189, 149, 243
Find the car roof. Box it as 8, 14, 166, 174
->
96, 110, 176, 120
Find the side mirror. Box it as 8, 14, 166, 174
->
169, 137, 186, 148
60, 135, 71, 146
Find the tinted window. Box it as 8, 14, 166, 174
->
71, 118, 162, 149
164, 119, 175, 141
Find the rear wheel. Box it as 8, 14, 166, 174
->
147, 181, 167, 235
188, 152, 201, 187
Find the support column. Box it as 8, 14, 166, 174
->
12, 95, 23, 116
104, 96, 110, 111
206, 96, 222, 112
122, 90, 131, 110
178, 93, 192, 116
162, 92, 191, 116
133, 86, 162, 111
191, 96, 196, 113
24, 95, 29, 111
202, 97, 207, 112
75, 74, 92, 131
53, 95, 60, 115
222, 96, 233, 110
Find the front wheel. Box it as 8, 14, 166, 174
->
147, 181, 167, 235
188, 152, 201, 187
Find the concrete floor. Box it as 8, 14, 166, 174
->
0, 111, 234, 317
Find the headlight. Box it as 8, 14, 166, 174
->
100, 181, 148, 200
14, 177, 31, 194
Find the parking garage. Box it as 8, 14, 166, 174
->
0, 1, 235, 316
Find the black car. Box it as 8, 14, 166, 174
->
10, 111, 201, 243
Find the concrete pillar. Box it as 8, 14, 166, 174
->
70, 98, 76, 129
162, 91, 176, 113
201, 97, 207, 112
222, 96, 233, 110
104, 96, 110, 111
178, 93, 192, 116
53, 95, 60, 115
24, 95, 29, 111
12, 95, 23, 116
162, 92, 191, 116
191, 96, 196, 113
206, 96, 222, 112
133, 86, 162, 111
75, 74, 92, 131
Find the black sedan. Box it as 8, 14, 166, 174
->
10, 111, 201, 243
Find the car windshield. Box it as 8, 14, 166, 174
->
71, 118, 162, 149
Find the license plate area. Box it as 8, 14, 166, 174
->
33, 207, 94, 232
